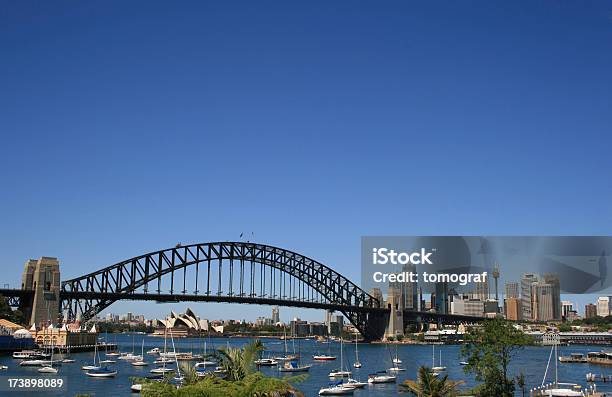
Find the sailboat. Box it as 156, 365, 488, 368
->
131, 340, 148, 366
61, 343, 75, 363
392, 345, 402, 364
38, 343, 58, 374
541, 334, 583, 397
274, 329, 297, 361
279, 339, 311, 372
352, 334, 361, 368
195, 340, 217, 367
319, 380, 355, 395
314, 336, 337, 361
82, 342, 101, 370
150, 328, 176, 375
388, 343, 405, 372
431, 345, 446, 372
329, 338, 352, 378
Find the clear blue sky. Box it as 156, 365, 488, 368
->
1, 1, 611, 322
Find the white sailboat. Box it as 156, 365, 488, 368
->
131, 340, 148, 366
151, 328, 174, 375
431, 345, 446, 372
541, 334, 583, 397
388, 342, 405, 371
352, 334, 361, 368
38, 343, 58, 374
329, 338, 351, 378
81, 343, 101, 370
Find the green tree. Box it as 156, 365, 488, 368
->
461, 318, 532, 397
401, 366, 464, 397
216, 339, 264, 381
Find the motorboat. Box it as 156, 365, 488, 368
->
131, 383, 143, 393
20, 360, 54, 367
99, 359, 116, 364
38, 365, 58, 374
147, 347, 161, 355
319, 381, 355, 395
86, 366, 117, 378
342, 378, 367, 389
255, 358, 278, 366
150, 367, 174, 374
559, 353, 587, 363
388, 366, 406, 372
459, 361, 469, 366
13, 350, 49, 359
314, 354, 337, 361
62, 358, 75, 363
329, 369, 352, 378
105, 351, 120, 357
368, 371, 397, 384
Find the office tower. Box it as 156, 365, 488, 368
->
271, 306, 280, 324
531, 281, 554, 322
505, 297, 522, 320
435, 282, 449, 314
370, 288, 384, 308
505, 282, 519, 299
597, 297, 611, 317
543, 273, 561, 320
585, 303, 598, 319
561, 301, 573, 320
473, 278, 489, 301
521, 274, 539, 321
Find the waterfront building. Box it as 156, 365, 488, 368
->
520, 273, 539, 321
290, 318, 309, 337
451, 294, 484, 317
585, 303, 598, 319
596, 296, 612, 317
505, 297, 522, 321
30, 323, 97, 348
0, 319, 36, 351
505, 282, 519, 299
152, 308, 209, 337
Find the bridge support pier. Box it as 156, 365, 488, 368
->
21, 257, 61, 327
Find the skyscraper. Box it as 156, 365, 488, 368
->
271, 306, 280, 324
521, 274, 538, 321
531, 281, 554, 321
505, 282, 519, 299
596, 297, 611, 317
585, 303, 598, 319
543, 273, 561, 320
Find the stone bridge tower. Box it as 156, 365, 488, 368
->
21, 257, 60, 327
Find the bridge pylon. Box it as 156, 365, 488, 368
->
21, 257, 60, 327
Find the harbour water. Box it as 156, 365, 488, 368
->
1, 334, 611, 396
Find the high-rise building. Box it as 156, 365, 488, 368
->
585, 303, 598, 319
473, 279, 489, 302
271, 306, 280, 324
370, 288, 384, 308
531, 281, 554, 322
521, 274, 539, 321
435, 282, 449, 314
597, 297, 611, 317
561, 301, 574, 320
505, 282, 519, 299
543, 273, 561, 320
505, 297, 522, 321
389, 263, 418, 310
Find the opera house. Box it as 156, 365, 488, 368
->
152, 308, 210, 338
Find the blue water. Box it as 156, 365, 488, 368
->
1, 334, 610, 396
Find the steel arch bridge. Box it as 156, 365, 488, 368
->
60, 242, 389, 340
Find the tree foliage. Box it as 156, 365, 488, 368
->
401, 366, 464, 397
461, 318, 532, 397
